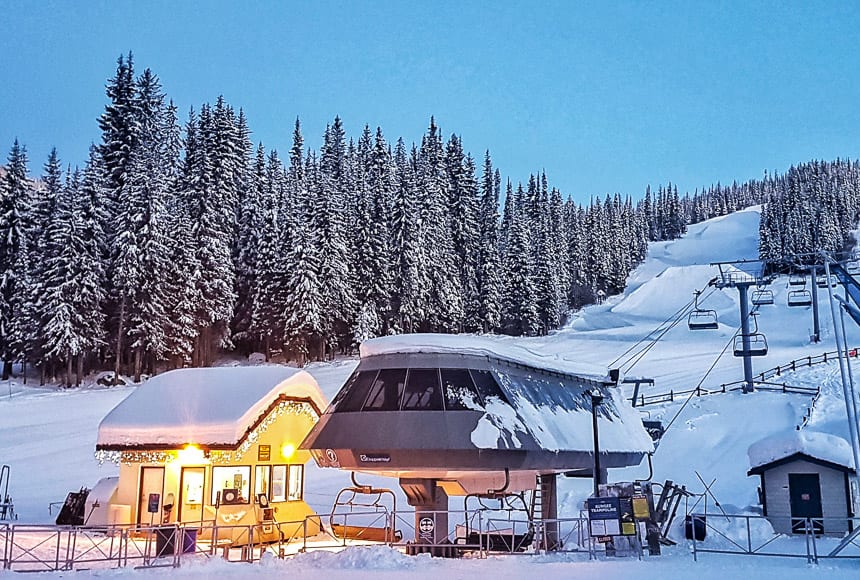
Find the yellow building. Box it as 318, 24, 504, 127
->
94, 366, 327, 543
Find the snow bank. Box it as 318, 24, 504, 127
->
748, 430, 855, 470
360, 333, 609, 380
97, 366, 327, 447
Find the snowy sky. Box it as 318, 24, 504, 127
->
2, 1, 860, 200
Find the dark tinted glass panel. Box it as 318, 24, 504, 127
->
363, 369, 407, 411
335, 371, 379, 412
441, 368, 481, 410
402, 369, 443, 410
470, 369, 508, 404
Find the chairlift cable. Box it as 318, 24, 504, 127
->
662, 301, 762, 434
616, 286, 720, 373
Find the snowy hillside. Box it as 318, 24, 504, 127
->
2, 206, 860, 578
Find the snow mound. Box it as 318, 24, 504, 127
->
289, 545, 419, 569
360, 333, 609, 380
748, 430, 855, 470
612, 265, 734, 317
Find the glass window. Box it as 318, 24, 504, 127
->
288, 465, 304, 501
334, 370, 379, 412
254, 465, 271, 502
402, 369, 443, 410
363, 369, 407, 411
441, 368, 481, 410
470, 369, 508, 404
271, 465, 287, 502
211, 466, 251, 505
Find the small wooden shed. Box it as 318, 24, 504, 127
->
748, 431, 856, 536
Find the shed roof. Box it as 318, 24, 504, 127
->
97, 366, 326, 450
747, 430, 855, 475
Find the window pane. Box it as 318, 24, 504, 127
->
288, 465, 304, 501
335, 370, 379, 412
362, 369, 407, 411
254, 465, 271, 502
470, 369, 508, 404
211, 466, 251, 505
402, 369, 443, 410
272, 465, 287, 502
441, 369, 481, 410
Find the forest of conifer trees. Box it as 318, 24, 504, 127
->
1, 54, 858, 386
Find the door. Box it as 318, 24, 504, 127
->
789, 473, 823, 533
179, 467, 206, 524
137, 466, 165, 526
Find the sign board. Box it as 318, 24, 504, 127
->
418, 517, 435, 538
632, 494, 650, 519
147, 493, 160, 514
619, 497, 636, 536
258, 445, 271, 462
587, 497, 621, 537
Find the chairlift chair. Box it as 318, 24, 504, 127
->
816, 275, 837, 289
751, 288, 774, 306
787, 289, 812, 307
788, 273, 806, 286
328, 476, 401, 544
687, 291, 719, 331
733, 314, 768, 357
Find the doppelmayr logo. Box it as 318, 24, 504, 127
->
359, 453, 391, 463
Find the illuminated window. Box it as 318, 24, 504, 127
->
211, 466, 251, 505
288, 465, 304, 501
271, 465, 287, 502
254, 465, 271, 501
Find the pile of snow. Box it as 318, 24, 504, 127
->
360, 333, 610, 380
748, 430, 855, 470
97, 366, 327, 447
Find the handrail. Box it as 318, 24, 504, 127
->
630, 347, 859, 407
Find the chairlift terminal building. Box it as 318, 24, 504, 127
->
302, 334, 653, 544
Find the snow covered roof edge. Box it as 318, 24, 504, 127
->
360, 333, 611, 382
747, 430, 855, 471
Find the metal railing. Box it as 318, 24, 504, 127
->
630, 347, 856, 407
690, 513, 860, 564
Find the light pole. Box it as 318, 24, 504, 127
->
588, 389, 605, 497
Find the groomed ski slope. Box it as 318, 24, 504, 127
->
2, 205, 860, 578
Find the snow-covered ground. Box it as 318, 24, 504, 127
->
2, 206, 860, 577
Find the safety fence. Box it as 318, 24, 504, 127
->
0, 511, 599, 572
631, 347, 859, 407
689, 513, 860, 564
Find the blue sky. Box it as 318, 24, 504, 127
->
2, 1, 860, 201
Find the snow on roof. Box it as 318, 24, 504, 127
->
97, 366, 327, 449
748, 430, 855, 471
360, 333, 610, 381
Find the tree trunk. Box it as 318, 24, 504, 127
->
66, 356, 73, 388
134, 347, 142, 383
76, 354, 84, 387
40, 364, 46, 386
114, 297, 126, 386
1, 360, 10, 381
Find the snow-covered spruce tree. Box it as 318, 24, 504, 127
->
0, 140, 32, 379
317, 118, 357, 355
476, 152, 502, 333
39, 166, 106, 387
417, 118, 463, 331
500, 185, 538, 336
389, 139, 427, 333
445, 135, 481, 332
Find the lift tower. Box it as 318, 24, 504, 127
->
712, 260, 771, 393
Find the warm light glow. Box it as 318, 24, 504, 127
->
281, 443, 296, 459
177, 444, 207, 464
